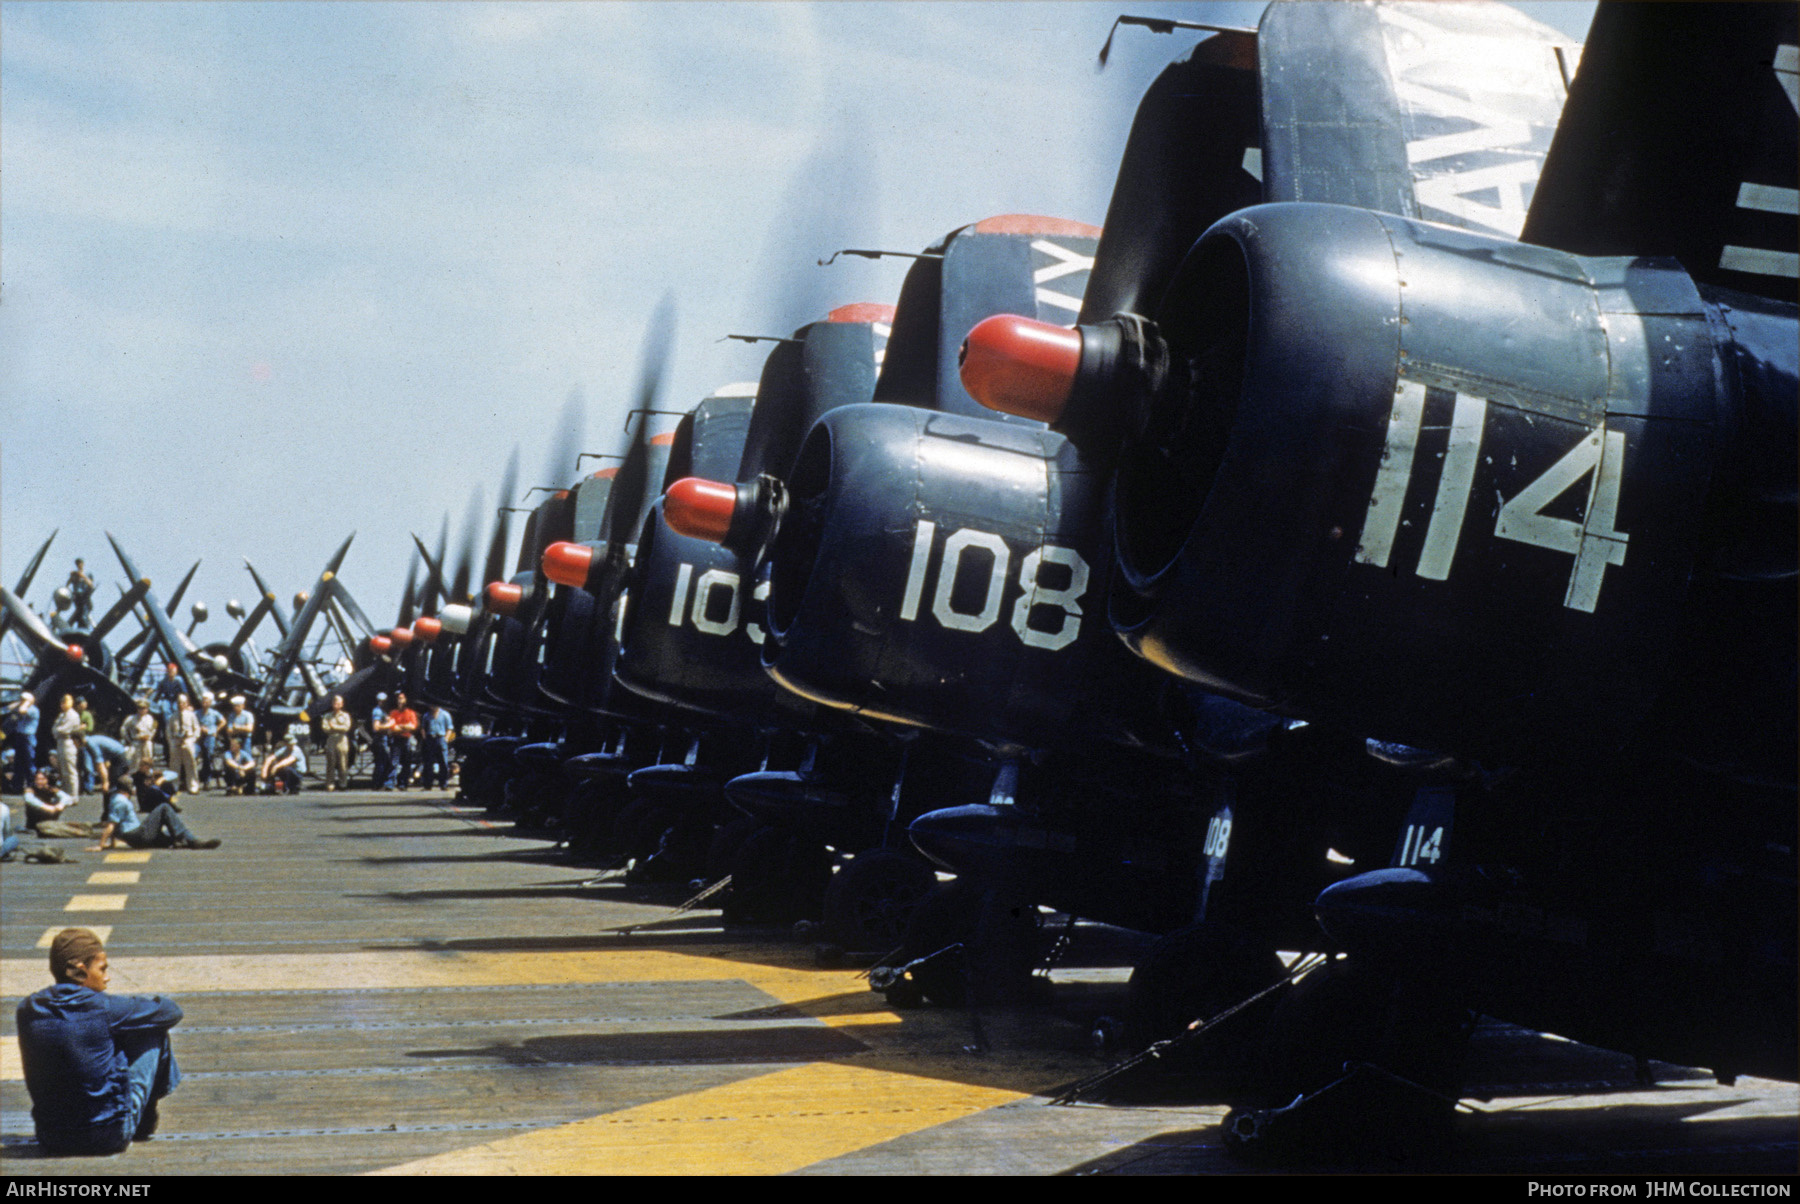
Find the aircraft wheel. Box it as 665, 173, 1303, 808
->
634, 804, 709, 883
562, 777, 627, 862
1124, 922, 1287, 1086
1226, 958, 1469, 1165
821, 848, 939, 952
476, 765, 510, 811
610, 798, 658, 864
721, 826, 832, 927
886, 879, 1041, 1008
705, 815, 763, 881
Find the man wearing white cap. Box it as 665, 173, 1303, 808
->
227, 696, 254, 758
6, 692, 40, 794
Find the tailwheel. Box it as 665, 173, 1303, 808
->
1122, 922, 1288, 1093
634, 804, 711, 883
704, 815, 763, 881
561, 777, 628, 864
874, 879, 1043, 1008
720, 825, 832, 927
1223, 957, 1471, 1166
821, 848, 939, 953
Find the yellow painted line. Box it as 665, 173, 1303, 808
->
104, 851, 152, 864
64, 894, 128, 912
87, 871, 141, 885
369, 1061, 1028, 1176
36, 925, 112, 948
0, 1035, 18, 1082
0, 949, 897, 1011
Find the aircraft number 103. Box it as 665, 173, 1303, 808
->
665, 564, 768, 645
897, 520, 1091, 652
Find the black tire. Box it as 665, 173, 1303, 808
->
821, 848, 940, 952
1229, 958, 1470, 1164
705, 815, 763, 881
561, 777, 625, 860
887, 879, 1041, 1008
721, 826, 833, 926
1124, 922, 1288, 1085
610, 798, 656, 864
895, 879, 975, 1007
633, 803, 708, 883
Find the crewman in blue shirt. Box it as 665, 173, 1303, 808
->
89, 783, 219, 851
6, 692, 41, 794
368, 694, 393, 790
16, 928, 184, 1154
84, 734, 135, 795
420, 704, 455, 789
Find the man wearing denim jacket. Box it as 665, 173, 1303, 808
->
15, 929, 184, 1155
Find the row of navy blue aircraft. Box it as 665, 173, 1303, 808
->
185, 1, 1798, 1160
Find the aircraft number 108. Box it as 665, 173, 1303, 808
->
897, 520, 1091, 652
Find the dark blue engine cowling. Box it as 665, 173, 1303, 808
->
1107, 201, 1795, 768
531, 411, 680, 721
614, 308, 889, 723
762, 403, 1172, 751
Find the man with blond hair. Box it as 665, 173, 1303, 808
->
15, 928, 184, 1154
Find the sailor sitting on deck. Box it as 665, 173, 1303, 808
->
15, 928, 184, 1155
259, 731, 306, 795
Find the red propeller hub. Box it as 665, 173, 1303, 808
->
665, 478, 737, 544
485, 582, 523, 616
64, 644, 85, 664
388, 626, 414, 647
413, 617, 442, 644
542, 541, 595, 589
959, 314, 1081, 423
370, 635, 393, 656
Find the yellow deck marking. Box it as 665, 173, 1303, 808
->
86, 871, 141, 885
35, 925, 112, 948
0, 1035, 17, 1082
103, 851, 152, 864
370, 1062, 1028, 1176
0, 948, 898, 1012
63, 894, 128, 912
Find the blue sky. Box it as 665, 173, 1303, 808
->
0, 1, 1595, 651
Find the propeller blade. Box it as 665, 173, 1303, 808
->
396, 549, 419, 628
743, 128, 877, 337
113, 626, 151, 662
483, 448, 521, 587
90, 581, 152, 643
452, 484, 483, 603
164, 560, 200, 617
423, 516, 450, 615
230, 595, 274, 657
413, 533, 450, 611
12, 530, 57, 599
243, 561, 292, 639
327, 578, 380, 638
544, 386, 589, 493
106, 534, 206, 704
598, 296, 679, 547
256, 532, 356, 713
634, 293, 677, 418
0, 584, 61, 651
